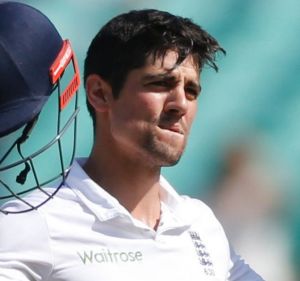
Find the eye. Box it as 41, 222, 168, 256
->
185, 88, 200, 101
152, 80, 170, 87
145, 80, 173, 91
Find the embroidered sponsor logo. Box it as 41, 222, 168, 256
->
189, 231, 215, 276
77, 248, 143, 264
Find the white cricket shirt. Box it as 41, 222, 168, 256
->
0, 159, 264, 281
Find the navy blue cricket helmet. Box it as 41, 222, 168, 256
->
0, 2, 80, 213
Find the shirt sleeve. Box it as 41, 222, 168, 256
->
227, 246, 265, 281
0, 211, 53, 281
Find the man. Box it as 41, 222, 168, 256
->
0, 7, 264, 281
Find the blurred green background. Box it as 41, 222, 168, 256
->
1, 0, 300, 279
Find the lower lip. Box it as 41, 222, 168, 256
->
159, 127, 183, 135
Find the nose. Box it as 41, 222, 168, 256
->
164, 86, 188, 116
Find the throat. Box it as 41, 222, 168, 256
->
153, 216, 161, 231
129, 194, 162, 231
134, 210, 161, 231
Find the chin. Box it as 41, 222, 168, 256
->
142, 132, 186, 166
161, 157, 182, 167
155, 147, 184, 167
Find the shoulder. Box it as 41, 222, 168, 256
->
0, 206, 53, 268
180, 195, 222, 225
0, 185, 77, 261
160, 176, 220, 222
181, 196, 230, 247
0, 184, 79, 238
177, 195, 230, 248
0, 205, 55, 278
160, 176, 225, 232
0, 201, 50, 247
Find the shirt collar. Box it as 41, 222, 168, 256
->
65, 158, 195, 226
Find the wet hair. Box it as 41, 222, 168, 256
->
84, 9, 225, 125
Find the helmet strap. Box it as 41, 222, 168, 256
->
15, 116, 39, 185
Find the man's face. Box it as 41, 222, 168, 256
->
108, 51, 200, 167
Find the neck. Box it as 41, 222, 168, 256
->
83, 140, 162, 230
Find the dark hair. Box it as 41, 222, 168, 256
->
84, 9, 225, 124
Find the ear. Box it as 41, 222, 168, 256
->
85, 74, 112, 112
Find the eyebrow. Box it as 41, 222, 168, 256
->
141, 72, 175, 83
142, 72, 201, 92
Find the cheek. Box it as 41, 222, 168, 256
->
186, 103, 198, 127
129, 93, 165, 122
110, 97, 159, 133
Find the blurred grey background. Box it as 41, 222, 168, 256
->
2, 0, 300, 279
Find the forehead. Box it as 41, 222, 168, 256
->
135, 51, 201, 84
123, 50, 200, 89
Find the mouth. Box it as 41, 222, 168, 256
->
158, 124, 184, 135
